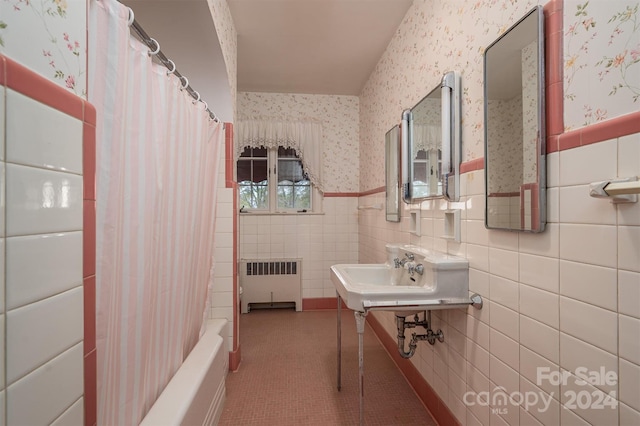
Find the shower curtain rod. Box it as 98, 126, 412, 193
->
123, 5, 220, 123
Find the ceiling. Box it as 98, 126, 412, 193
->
227, 0, 414, 96
125, 0, 234, 121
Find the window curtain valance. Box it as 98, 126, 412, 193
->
412, 124, 440, 158
235, 119, 324, 192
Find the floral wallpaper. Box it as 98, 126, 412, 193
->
0, 0, 86, 98
564, 0, 640, 130
358, 0, 539, 191
487, 95, 523, 194
238, 92, 360, 193
207, 0, 237, 120
522, 40, 539, 184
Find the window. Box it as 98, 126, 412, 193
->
238, 146, 314, 212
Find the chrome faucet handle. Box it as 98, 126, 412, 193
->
414, 264, 424, 275
393, 257, 402, 268
405, 253, 415, 261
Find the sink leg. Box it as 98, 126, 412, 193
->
354, 311, 367, 426
336, 291, 342, 391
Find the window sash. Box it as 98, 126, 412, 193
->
238, 146, 314, 212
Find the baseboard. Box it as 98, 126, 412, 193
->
302, 297, 347, 310
229, 345, 242, 372
366, 314, 460, 426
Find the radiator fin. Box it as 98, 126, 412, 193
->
246, 261, 297, 276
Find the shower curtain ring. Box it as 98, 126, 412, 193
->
180, 76, 189, 90
166, 59, 176, 75
127, 8, 135, 27
148, 38, 160, 56
192, 91, 201, 104
202, 101, 208, 111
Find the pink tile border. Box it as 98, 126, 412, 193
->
229, 346, 242, 372
83, 200, 96, 278
367, 313, 459, 426
302, 297, 348, 310
324, 191, 364, 197
3, 54, 85, 121
83, 124, 97, 201
459, 157, 484, 174
225, 123, 235, 188
225, 123, 240, 357
84, 349, 97, 426
2, 53, 98, 426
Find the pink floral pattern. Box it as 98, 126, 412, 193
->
238, 92, 360, 192
0, 0, 86, 97
207, 0, 237, 118
359, 0, 537, 191
564, 0, 640, 130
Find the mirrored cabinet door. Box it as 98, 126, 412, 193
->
385, 125, 401, 222
484, 6, 546, 232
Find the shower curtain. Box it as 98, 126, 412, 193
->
88, 0, 223, 424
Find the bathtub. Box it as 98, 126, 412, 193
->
140, 319, 229, 426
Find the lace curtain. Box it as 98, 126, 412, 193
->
235, 119, 324, 192
412, 124, 440, 158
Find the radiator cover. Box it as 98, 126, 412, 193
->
240, 259, 302, 313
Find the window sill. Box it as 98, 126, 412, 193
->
239, 211, 324, 216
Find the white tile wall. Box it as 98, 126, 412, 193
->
361, 133, 640, 425
238, 196, 359, 301
6, 232, 83, 309
5, 164, 83, 236
5, 89, 83, 173
50, 397, 84, 426
6, 287, 83, 384
3, 82, 85, 423
7, 343, 83, 425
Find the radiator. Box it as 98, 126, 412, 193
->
240, 259, 302, 313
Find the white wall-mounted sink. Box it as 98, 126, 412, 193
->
331, 244, 472, 312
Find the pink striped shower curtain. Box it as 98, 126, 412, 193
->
88, 0, 223, 423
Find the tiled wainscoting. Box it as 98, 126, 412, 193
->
358, 129, 640, 426
238, 196, 359, 300
0, 55, 96, 425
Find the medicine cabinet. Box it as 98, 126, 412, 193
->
401, 71, 461, 203
484, 6, 546, 232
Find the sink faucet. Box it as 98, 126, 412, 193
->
394, 252, 415, 268
405, 262, 424, 277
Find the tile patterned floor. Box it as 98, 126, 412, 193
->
219, 309, 436, 425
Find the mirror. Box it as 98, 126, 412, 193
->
402, 71, 461, 203
484, 6, 546, 232
385, 125, 401, 222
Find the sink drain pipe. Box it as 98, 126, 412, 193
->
396, 311, 445, 359
396, 315, 419, 358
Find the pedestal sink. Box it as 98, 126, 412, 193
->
331, 244, 482, 426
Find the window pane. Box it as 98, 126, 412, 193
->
278, 159, 305, 183
239, 146, 267, 158
277, 185, 293, 209
294, 185, 311, 209
277, 146, 297, 158
237, 159, 252, 182
239, 183, 268, 209
253, 159, 268, 182
414, 162, 427, 182
252, 147, 267, 157
277, 181, 311, 210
